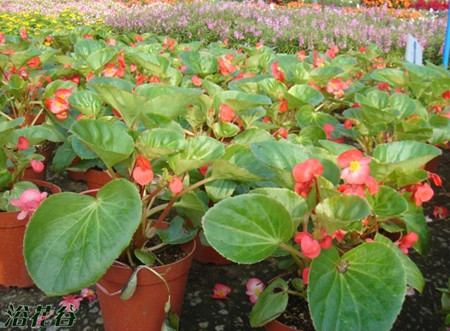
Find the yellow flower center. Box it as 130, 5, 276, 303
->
254, 288, 262, 295
217, 290, 226, 297
56, 102, 62, 107
349, 161, 360, 172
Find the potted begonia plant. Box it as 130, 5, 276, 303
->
202, 139, 442, 330
0, 117, 61, 287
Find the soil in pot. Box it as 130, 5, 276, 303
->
96, 229, 196, 331
267, 293, 315, 331
0, 180, 61, 288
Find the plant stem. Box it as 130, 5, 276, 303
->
174, 176, 216, 199
279, 242, 305, 261
106, 165, 117, 179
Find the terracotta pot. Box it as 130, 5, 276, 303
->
0, 180, 61, 287
193, 234, 232, 265
424, 155, 442, 174
24, 113, 46, 126
96, 233, 196, 331
68, 170, 86, 182
265, 320, 302, 331
85, 169, 115, 190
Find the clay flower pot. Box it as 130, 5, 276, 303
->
85, 169, 116, 190
193, 234, 232, 265
96, 239, 196, 331
265, 319, 303, 331
0, 180, 61, 287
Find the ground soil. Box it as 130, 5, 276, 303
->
0, 150, 448, 331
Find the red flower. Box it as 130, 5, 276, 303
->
45, 97, 70, 120
337, 150, 371, 185
27, 56, 40, 68
442, 90, 450, 100
372, 57, 386, 70
278, 98, 288, 113
313, 51, 325, 68
432, 206, 449, 219
410, 183, 434, 206
169, 177, 183, 194
211, 283, 231, 299
377, 82, 389, 91
133, 155, 153, 186
332, 229, 346, 242
0, 33, 5, 44
344, 119, 354, 129
219, 104, 235, 122
325, 46, 339, 59
395, 232, 418, 255
302, 267, 310, 285
17, 136, 29, 150
359, 46, 366, 53
106, 39, 116, 45
337, 183, 366, 198
150, 75, 160, 83
326, 78, 349, 98
218, 54, 237, 76
55, 88, 73, 101
276, 127, 288, 139
270, 61, 285, 83
136, 75, 147, 86
319, 235, 333, 249
198, 165, 209, 177
84, 34, 94, 40
292, 159, 323, 183
297, 50, 306, 61
323, 124, 344, 143
191, 75, 202, 86
428, 172, 442, 186
135, 35, 143, 42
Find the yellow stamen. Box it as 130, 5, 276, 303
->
349, 161, 360, 172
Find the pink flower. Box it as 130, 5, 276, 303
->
17, 136, 29, 150
337, 183, 366, 198
20, 28, 28, 40
219, 104, 235, 122
11, 188, 48, 220
45, 97, 70, 120
133, 155, 153, 186
218, 54, 237, 76
323, 124, 343, 143
294, 232, 321, 259
169, 177, 183, 194
313, 50, 325, 68
326, 78, 349, 98
432, 206, 449, 219
30, 159, 44, 173
276, 127, 288, 139
325, 46, 339, 59
332, 229, 346, 242
246, 278, 265, 304
211, 283, 231, 299
337, 150, 371, 185
302, 267, 310, 285
292, 159, 323, 198
59, 295, 83, 312
297, 50, 307, 61
81, 288, 97, 302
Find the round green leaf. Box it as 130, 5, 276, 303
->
71, 119, 134, 168
24, 179, 142, 295
136, 128, 186, 159
308, 244, 406, 331
202, 195, 294, 263
367, 185, 408, 217
68, 90, 103, 116
288, 84, 324, 106
315, 195, 371, 233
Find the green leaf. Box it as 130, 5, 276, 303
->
168, 136, 224, 174
318, 140, 356, 155
429, 114, 450, 145
179, 50, 218, 75
70, 119, 134, 168
86, 47, 118, 71
24, 179, 142, 295
157, 216, 197, 245
213, 91, 271, 112
367, 186, 408, 217
74, 39, 104, 58
373, 141, 442, 171
68, 90, 103, 116
211, 122, 240, 138
295, 105, 339, 128
120, 268, 138, 301
134, 249, 156, 266
205, 179, 237, 202
136, 128, 186, 159
375, 234, 424, 293
315, 195, 371, 233
174, 192, 208, 226
287, 84, 324, 106
10, 125, 58, 146
202, 195, 294, 263
52, 141, 77, 173
294, 126, 326, 145
250, 188, 308, 223
309, 244, 406, 331
371, 68, 408, 87
211, 159, 263, 182
388, 93, 416, 119
232, 128, 275, 144
249, 278, 289, 327
310, 66, 344, 82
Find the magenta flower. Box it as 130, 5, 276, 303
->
10, 188, 48, 220
246, 278, 265, 304
211, 283, 231, 299
337, 150, 372, 185
59, 295, 83, 312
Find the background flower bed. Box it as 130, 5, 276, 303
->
0, 0, 447, 62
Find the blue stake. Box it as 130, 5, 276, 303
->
443, 2, 450, 69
